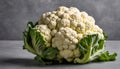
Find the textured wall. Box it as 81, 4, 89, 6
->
0, 0, 120, 40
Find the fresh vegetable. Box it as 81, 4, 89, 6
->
23, 6, 117, 65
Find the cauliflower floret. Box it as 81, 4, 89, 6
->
59, 50, 73, 62
70, 21, 78, 30
34, 25, 51, 47
52, 27, 81, 62
62, 13, 70, 19
85, 30, 96, 36
51, 29, 57, 36
56, 6, 69, 12
48, 20, 56, 29
93, 25, 103, 33
76, 22, 86, 33
73, 49, 81, 57
81, 11, 89, 18
69, 7, 80, 13
57, 18, 70, 29
85, 30, 104, 39
77, 34, 83, 40
81, 12, 95, 25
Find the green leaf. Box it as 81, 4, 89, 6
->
23, 22, 37, 54
27, 21, 35, 28
23, 22, 46, 55
34, 47, 59, 65
29, 28, 46, 55
23, 31, 36, 54
42, 47, 58, 59
103, 32, 108, 40
34, 55, 52, 65
96, 51, 117, 61
23, 22, 60, 65
74, 34, 104, 63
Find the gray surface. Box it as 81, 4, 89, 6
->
0, 0, 120, 40
0, 41, 120, 69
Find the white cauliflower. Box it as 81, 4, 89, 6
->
24, 6, 114, 65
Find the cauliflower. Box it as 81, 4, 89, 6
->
23, 6, 117, 65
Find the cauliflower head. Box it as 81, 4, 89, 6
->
23, 6, 117, 65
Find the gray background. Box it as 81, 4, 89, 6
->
0, 0, 120, 40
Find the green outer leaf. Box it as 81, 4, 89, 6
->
34, 55, 52, 65
23, 22, 59, 65
34, 47, 59, 65
74, 34, 104, 63
74, 45, 91, 63
23, 22, 46, 55
23, 31, 36, 54
42, 47, 58, 60
23, 22, 46, 64
27, 21, 35, 28
29, 28, 46, 55
96, 51, 117, 61
103, 32, 108, 40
